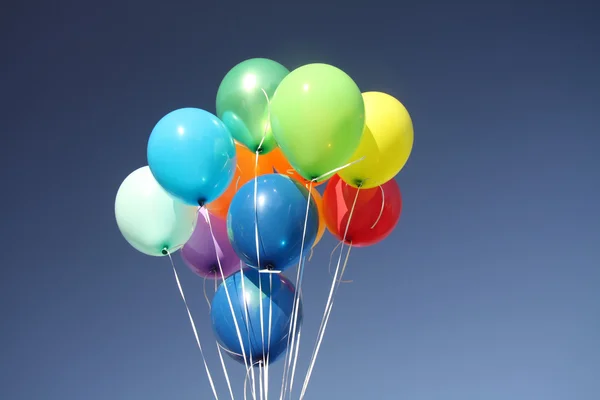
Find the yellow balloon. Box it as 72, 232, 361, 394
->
338, 92, 414, 189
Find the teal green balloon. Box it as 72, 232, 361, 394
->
216, 58, 289, 154
115, 166, 198, 257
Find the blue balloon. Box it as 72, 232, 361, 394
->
147, 108, 236, 206
227, 174, 319, 271
211, 268, 301, 366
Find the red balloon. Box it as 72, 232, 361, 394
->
323, 175, 402, 247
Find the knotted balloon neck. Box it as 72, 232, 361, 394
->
209, 264, 219, 275
353, 179, 365, 188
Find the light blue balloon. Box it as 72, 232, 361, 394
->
147, 108, 236, 206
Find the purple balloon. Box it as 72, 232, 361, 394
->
181, 208, 241, 279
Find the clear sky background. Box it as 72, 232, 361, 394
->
1, 0, 599, 399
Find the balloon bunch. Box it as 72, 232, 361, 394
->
114, 57, 413, 398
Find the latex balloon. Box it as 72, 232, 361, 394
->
309, 188, 326, 247
217, 58, 290, 154
262, 147, 324, 188
207, 142, 272, 219
181, 209, 241, 279
227, 174, 319, 271
211, 268, 301, 366
147, 108, 236, 206
338, 92, 414, 188
269, 63, 365, 182
323, 175, 402, 247
114, 166, 197, 256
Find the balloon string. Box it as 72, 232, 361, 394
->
205, 211, 253, 383
281, 267, 300, 399
286, 190, 314, 398
224, 127, 261, 398
198, 215, 240, 400
259, 363, 264, 400
300, 244, 353, 400
245, 361, 262, 400
327, 242, 352, 284
203, 277, 211, 310
280, 196, 312, 398
313, 156, 365, 182
279, 299, 294, 397
370, 185, 385, 229
280, 181, 314, 399
282, 157, 359, 399
300, 243, 353, 399
327, 242, 342, 277
287, 319, 303, 400
258, 88, 270, 152
204, 281, 232, 398
265, 273, 273, 399
279, 158, 363, 399
279, 262, 300, 399
239, 268, 258, 400
216, 342, 235, 400
256, 85, 270, 395
262, 364, 267, 400
253, 149, 268, 398
165, 251, 219, 400
299, 185, 361, 399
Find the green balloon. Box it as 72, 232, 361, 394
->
269, 63, 365, 181
216, 58, 290, 154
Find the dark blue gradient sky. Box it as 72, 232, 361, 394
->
1, 0, 599, 399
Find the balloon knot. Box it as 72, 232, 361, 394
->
353, 178, 364, 188
161, 248, 168, 255
197, 198, 206, 207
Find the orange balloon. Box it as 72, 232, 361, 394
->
263, 148, 325, 188
309, 188, 327, 247
208, 142, 272, 218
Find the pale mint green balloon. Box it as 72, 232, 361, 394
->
115, 166, 198, 257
